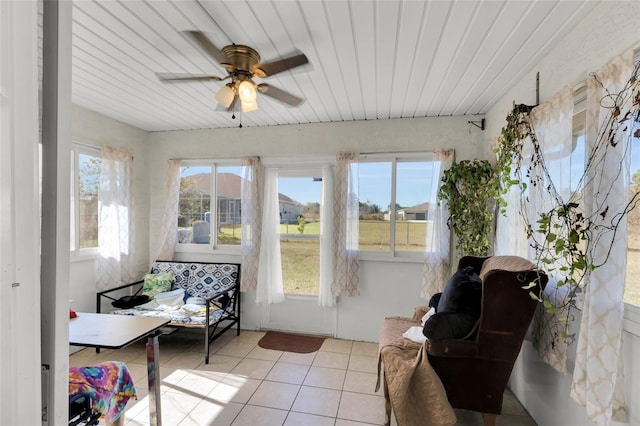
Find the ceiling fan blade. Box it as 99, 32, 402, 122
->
257, 84, 304, 107
182, 30, 229, 65
156, 72, 224, 82
253, 51, 308, 78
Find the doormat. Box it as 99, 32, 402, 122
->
258, 331, 325, 353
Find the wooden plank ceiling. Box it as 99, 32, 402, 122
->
71, 0, 598, 132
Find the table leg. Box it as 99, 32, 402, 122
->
146, 332, 162, 426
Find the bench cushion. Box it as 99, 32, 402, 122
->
151, 261, 239, 299
186, 263, 238, 298
151, 262, 191, 290
111, 304, 229, 326
109, 261, 240, 327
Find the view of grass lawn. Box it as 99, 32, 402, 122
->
210, 220, 430, 296
281, 239, 319, 295
358, 220, 428, 252
218, 224, 240, 245
204, 220, 640, 307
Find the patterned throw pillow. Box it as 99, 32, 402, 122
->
142, 272, 174, 299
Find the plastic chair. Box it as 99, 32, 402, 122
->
69, 393, 100, 426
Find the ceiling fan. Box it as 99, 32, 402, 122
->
156, 31, 309, 113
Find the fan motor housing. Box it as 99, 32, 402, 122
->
221, 45, 261, 75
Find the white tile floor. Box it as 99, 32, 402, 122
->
69, 329, 536, 425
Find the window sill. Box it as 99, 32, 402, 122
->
174, 244, 241, 255
70, 248, 99, 263
285, 294, 319, 301
359, 252, 426, 263
623, 302, 640, 337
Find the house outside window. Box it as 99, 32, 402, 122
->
70, 144, 101, 255
177, 161, 243, 249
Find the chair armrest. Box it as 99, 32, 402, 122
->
412, 306, 430, 322
96, 280, 144, 313
426, 339, 477, 358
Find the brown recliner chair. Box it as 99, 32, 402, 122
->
379, 255, 547, 426
428, 256, 547, 425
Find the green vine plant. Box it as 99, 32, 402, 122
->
437, 159, 501, 257
494, 61, 640, 341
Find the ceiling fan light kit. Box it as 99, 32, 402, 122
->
157, 30, 308, 116
238, 80, 257, 102
241, 100, 258, 113
215, 84, 236, 109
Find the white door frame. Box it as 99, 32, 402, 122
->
259, 162, 337, 336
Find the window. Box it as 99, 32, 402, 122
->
358, 153, 435, 256
571, 88, 640, 309
626, 119, 640, 307
70, 144, 101, 254
177, 161, 243, 249
278, 172, 323, 296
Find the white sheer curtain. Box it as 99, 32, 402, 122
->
570, 50, 634, 425
494, 186, 529, 256
527, 86, 575, 374
241, 156, 264, 292
97, 145, 136, 291
256, 168, 285, 304
421, 149, 454, 299
332, 153, 360, 297
155, 159, 181, 261
319, 165, 336, 307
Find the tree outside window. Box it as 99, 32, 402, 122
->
71, 145, 101, 253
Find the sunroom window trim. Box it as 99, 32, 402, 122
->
70, 142, 101, 260
176, 159, 243, 252
358, 151, 434, 259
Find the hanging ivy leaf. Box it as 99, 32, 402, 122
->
438, 159, 500, 256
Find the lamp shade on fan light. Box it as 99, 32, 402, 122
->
241, 100, 258, 112
238, 80, 257, 102
238, 80, 258, 112
215, 84, 235, 108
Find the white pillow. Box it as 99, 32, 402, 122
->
154, 288, 185, 310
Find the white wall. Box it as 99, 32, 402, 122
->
148, 115, 485, 340
69, 105, 150, 314
0, 3, 44, 423
484, 2, 640, 425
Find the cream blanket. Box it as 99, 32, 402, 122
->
376, 317, 456, 426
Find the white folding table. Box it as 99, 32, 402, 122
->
69, 312, 170, 426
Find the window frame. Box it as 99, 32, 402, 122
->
623, 105, 640, 328
276, 166, 324, 297
70, 142, 101, 260
175, 158, 243, 254
624, 49, 640, 325
358, 151, 434, 261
